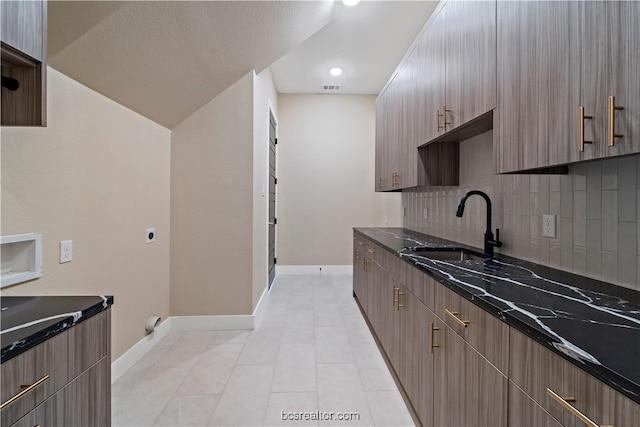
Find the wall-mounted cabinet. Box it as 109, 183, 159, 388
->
495, 0, 639, 173
1, 0, 47, 126
374, 0, 495, 191
419, 0, 496, 143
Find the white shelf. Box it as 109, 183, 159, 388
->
1, 233, 43, 288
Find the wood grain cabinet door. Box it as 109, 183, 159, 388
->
352, 238, 367, 312
496, 0, 579, 173
508, 380, 563, 427
417, 6, 446, 146
375, 92, 390, 192
444, 0, 496, 132
578, 0, 630, 161
397, 287, 435, 426
0, 331, 69, 426
433, 319, 508, 427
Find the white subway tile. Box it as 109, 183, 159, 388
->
601, 190, 618, 252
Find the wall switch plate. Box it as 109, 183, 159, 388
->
60, 240, 72, 263
423, 208, 429, 220
146, 228, 155, 244
542, 214, 556, 238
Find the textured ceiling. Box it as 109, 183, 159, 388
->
48, 1, 335, 128
271, 1, 438, 94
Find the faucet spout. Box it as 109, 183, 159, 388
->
456, 190, 502, 256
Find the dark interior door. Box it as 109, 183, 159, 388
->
268, 111, 277, 288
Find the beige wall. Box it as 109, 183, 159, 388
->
403, 131, 640, 291
252, 68, 278, 308
277, 94, 402, 266
171, 72, 255, 316
0, 68, 171, 361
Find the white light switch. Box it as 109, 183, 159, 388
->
542, 214, 556, 238
60, 240, 72, 263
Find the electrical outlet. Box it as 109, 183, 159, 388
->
60, 240, 72, 263
542, 214, 556, 238
146, 228, 155, 244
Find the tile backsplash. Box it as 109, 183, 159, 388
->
402, 131, 640, 291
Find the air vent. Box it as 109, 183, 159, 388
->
322, 84, 341, 92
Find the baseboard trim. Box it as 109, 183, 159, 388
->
252, 286, 268, 329
111, 317, 171, 383
275, 265, 353, 275
111, 290, 271, 383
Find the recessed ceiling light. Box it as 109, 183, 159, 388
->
342, 0, 361, 6
329, 67, 343, 76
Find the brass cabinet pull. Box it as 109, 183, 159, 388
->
607, 96, 623, 147
363, 258, 369, 272
1, 375, 50, 410
444, 309, 469, 327
390, 173, 401, 187
442, 105, 452, 128
355, 248, 360, 260
546, 388, 612, 427
437, 110, 445, 131
392, 286, 398, 307
395, 173, 400, 186
378, 177, 384, 189
397, 290, 404, 310
430, 322, 440, 353
578, 106, 593, 152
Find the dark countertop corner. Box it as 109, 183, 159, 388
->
1, 295, 114, 363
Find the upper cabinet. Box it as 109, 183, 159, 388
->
1, 0, 47, 126
417, 1, 496, 144
579, 1, 638, 160
375, 0, 494, 191
496, 0, 639, 173
375, 47, 419, 191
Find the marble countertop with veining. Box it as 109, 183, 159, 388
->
1, 295, 114, 362
354, 227, 640, 404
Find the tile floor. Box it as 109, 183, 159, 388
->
112, 273, 415, 426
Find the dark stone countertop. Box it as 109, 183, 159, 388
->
354, 227, 640, 404
1, 295, 114, 362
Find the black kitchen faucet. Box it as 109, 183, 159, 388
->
456, 190, 502, 257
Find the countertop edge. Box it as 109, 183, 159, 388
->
1, 296, 114, 363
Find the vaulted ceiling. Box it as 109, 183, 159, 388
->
48, 1, 437, 129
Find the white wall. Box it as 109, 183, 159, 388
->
277, 94, 402, 266
0, 68, 171, 361
170, 72, 254, 316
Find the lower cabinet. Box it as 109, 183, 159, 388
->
1, 309, 111, 427
352, 232, 639, 427
510, 328, 640, 427
433, 319, 507, 427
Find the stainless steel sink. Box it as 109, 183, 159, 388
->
407, 247, 489, 262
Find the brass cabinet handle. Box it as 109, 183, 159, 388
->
363, 257, 369, 272
391, 173, 400, 187
355, 248, 360, 260
395, 173, 400, 187
444, 309, 469, 327
430, 322, 440, 354
578, 106, 593, 152
397, 290, 404, 310
1, 375, 50, 410
392, 286, 398, 307
607, 96, 623, 147
437, 110, 445, 131
546, 388, 612, 427
442, 105, 452, 129
378, 177, 384, 189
